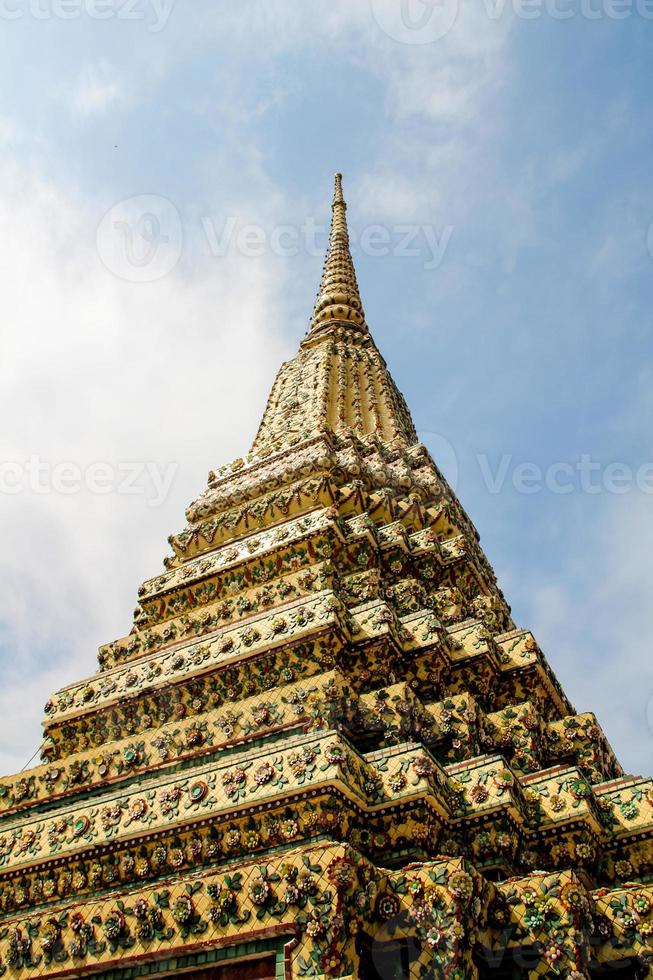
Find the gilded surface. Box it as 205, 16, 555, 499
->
1, 175, 650, 979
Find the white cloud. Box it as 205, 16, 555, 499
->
0, 155, 290, 774
0, 0, 648, 791
68, 60, 124, 116
529, 492, 653, 777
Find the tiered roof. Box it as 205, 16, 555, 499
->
0, 175, 650, 980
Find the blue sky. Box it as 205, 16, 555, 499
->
0, 0, 652, 775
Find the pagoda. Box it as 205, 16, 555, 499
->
0, 175, 651, 980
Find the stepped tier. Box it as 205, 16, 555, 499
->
2, 841, 651, 980
1, 175, 650, 980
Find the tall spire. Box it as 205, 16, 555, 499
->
308, 172, 366, 337
248, 173, 418, 455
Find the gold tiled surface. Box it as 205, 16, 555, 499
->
1, 175, 650, 980
1, 843, 650, 978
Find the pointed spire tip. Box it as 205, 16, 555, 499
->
333, 172, 345, 206
307, 172, 366, 338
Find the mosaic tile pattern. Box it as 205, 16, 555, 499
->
1, 175, 650, 979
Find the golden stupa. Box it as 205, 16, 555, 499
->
0, 175, 651, 980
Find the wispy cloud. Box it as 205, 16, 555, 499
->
0, 0, 650, 784
68, 60, 124, 116
0, 155, 290, 774
528, 491, 653, 776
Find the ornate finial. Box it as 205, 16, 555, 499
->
333, 172, 344, 205
307, 173, 366, 337
251, 172, 419, 455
